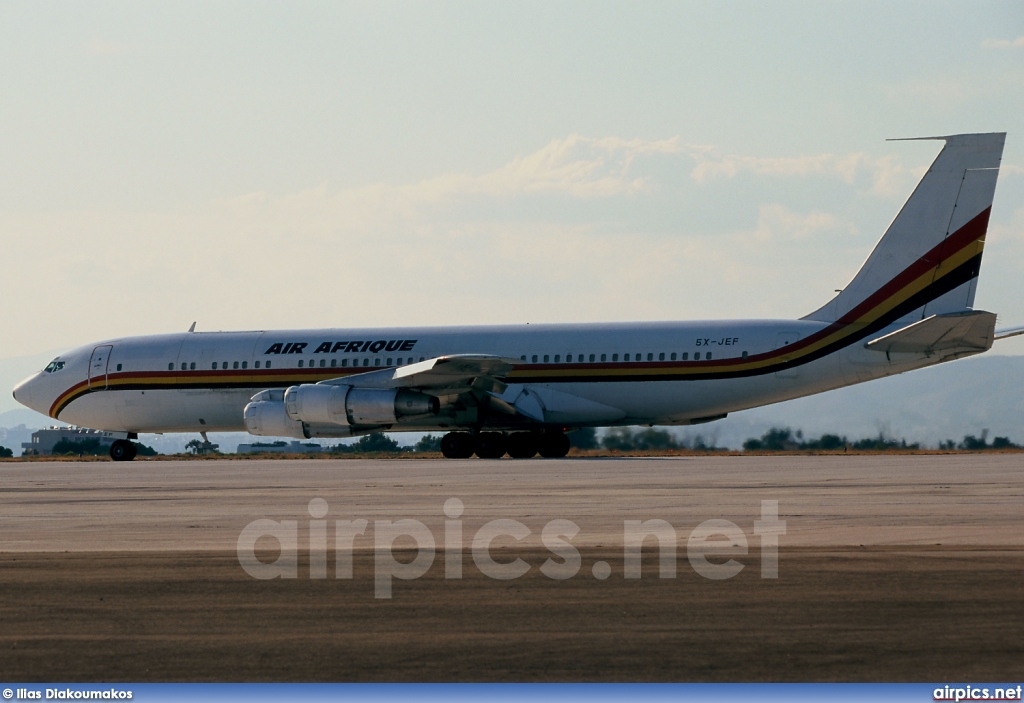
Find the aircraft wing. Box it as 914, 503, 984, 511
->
312, 354, 626, 425
864, 310, 996, 354
317, 354, 517, 395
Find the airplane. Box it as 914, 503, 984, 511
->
13, 132, 1024, 461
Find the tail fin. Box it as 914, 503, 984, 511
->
803, 133, 1005, 325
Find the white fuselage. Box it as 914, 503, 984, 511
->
13, 317, 959, 435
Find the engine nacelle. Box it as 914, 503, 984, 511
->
243, 390, 306, 439
283, 384, 439, 426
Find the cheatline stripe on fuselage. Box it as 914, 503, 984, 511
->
49, 208, 990, 419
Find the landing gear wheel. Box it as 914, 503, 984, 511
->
537, 431, 571, 458
110, 439, 136, 462
440, 432, 476, 459
506, 432, 539, 459
475, 432, 507, 459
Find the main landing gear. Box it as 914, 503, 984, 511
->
439, 431, 571, 459
109, 439, 138, 462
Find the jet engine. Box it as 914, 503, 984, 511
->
243, 389, 306, 439
283, 384, 439, 425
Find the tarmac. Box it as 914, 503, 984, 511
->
1, 455, 1022, 681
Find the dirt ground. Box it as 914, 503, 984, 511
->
1, 547, 1022, 682
2, 456, 1022, 681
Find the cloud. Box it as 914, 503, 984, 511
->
3, 133, 934, 354
751, 204, 846, 243
688, 148, 922, 198
982, 37, 1024, 49
469, 135, 682, 198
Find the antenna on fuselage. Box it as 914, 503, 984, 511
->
188, 321, 196, 333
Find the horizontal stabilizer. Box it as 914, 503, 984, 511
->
864, 310, 996, 354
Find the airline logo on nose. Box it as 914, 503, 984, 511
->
264, 340, 418, 355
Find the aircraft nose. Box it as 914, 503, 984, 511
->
12, 376, 37, 412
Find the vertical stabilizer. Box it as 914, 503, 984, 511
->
803, 133, 1004, 324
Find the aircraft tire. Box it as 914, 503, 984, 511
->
537, 431, 571, 458
440, 432, 475, 459
110, 440, 136, 462
474, 432, 507, 459
506, 432, 538, 459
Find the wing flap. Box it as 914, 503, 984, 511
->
491, 384, 626, 424
864, 310, 996, 354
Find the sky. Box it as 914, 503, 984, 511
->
2, 1, 1024, 414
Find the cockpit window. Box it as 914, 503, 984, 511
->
44, 360, 66, 373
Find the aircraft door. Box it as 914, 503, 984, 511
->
88, 345, 113, 390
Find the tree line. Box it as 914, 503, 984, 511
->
3, 426, 1020, 458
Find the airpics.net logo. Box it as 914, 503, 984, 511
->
236, 498, 786, 598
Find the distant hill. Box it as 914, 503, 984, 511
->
678, 354, 1024, 449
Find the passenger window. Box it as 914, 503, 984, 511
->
554, 355, 560, 363
168, 363, 174, 371
374, 358, 380, 366
521, 355, 526, 361
320, 359, 325, 368
566, 354, 571, 362
330, 359, 336, 368
116, 363, 122, 371
397, 358, 403, 365
648, 353, 654, 361
222, 361, 228, 370
386, 358, 392, 366
543, 355, 549, 362
612, 354, 619, 361
706, 352, 712, 360
298, 360, 304, 368
363, 359, 369, 367
682, 352, 689, 361
601, 354, 607, 362
589, 354, 595, 362
181, 363, 187, 371
532, 355, 538, 363
255, 361, 260, 369
308, 359, 314, 367
624, 353, 630, 361
212, 362, 218, 370
670, 353, 676, 361
234, 361, 240, 369
190, 362, 196, 370
266, 361, 272, 369
242, 361, 248, 369
742, 351, 748, 358
341, 359, 348, 367
694, 352, 701, 360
